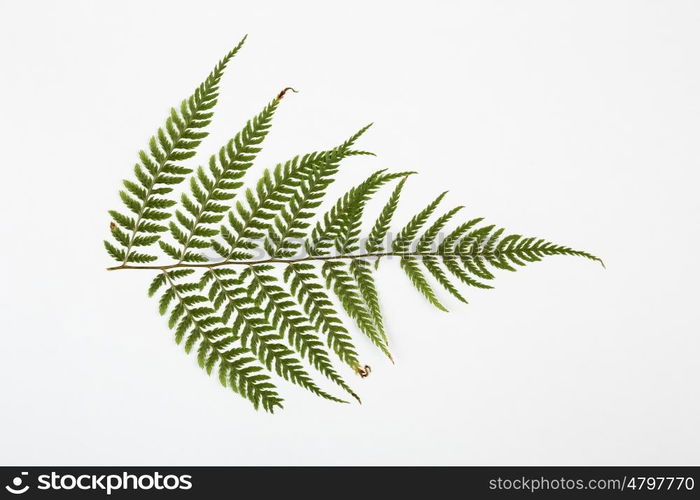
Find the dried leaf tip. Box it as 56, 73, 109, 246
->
277, 87, 298, 100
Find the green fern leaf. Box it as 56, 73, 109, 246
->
284, 263, 363, 372
349, 259, 388, 345
365, 176, 409, 254
106, 37, 247, 265
158, 269, 283, 412
106, 41, 602, 412
322, 261, 392, 360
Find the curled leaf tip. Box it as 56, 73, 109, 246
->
277, 87, 298, 100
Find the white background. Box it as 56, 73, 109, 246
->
1, 0, 698, 465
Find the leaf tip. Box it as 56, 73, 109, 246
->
276, 87, 298, 100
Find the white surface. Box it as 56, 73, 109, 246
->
1, 0, 698, 465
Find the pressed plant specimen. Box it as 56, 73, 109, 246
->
105, 37, 601, 412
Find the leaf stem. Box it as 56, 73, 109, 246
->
106, 248, 604, 272
106, 251, 443, 271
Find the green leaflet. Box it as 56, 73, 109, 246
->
106, 37, 247, 265
365, 176, 409, 254
159, 269, 283, 412
106, 42, 602, 412
322, 260, 392, 360
283, 263, 362, 371
349, 259, 388, 346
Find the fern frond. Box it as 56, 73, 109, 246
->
349, 259, 388, 345
106, 42, 602, 412
158, 269, 283, 412
493, 236, 603, 267
106, 38, 247, 265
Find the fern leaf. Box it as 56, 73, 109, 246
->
106, 37, 247, 265
159, 269, 283, 412
322, 261, 392, 360
349, 259, 388, 345
284, 264, 362, 371
500, 236, 603, 266
106, 42, 602, 412
365, 176, 409, 253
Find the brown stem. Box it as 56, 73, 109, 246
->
106, 251, 449, 271
276, 87, 298, 100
